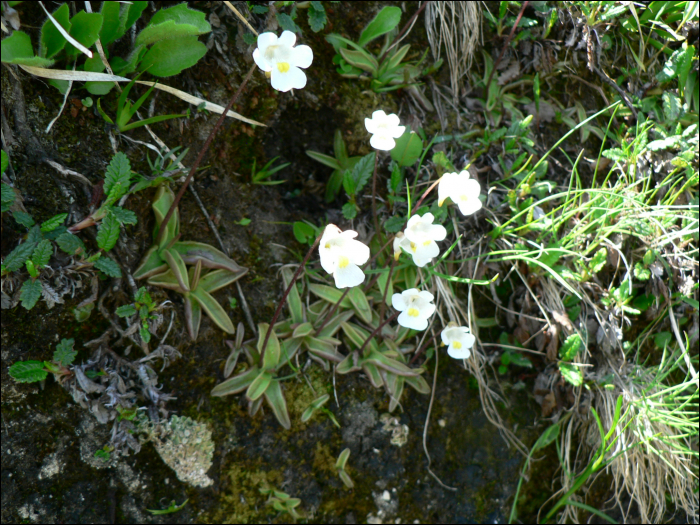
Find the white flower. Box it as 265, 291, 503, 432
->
441, 324, 475, 359
437, 170, 482, 216
364, 110, 405, 151
401, 213, 447, 267
392, 288, 436, 331
319, 224, 370, 288
252, 31, 313, 92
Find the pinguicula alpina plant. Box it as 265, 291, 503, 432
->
438, 170, 483, 216
441, 324, 476, 359
365, 110, 406, 151
253, 31, 313, 92
397, 213, 447, 267
391, 289, 436, 331
319, 224, 370, 289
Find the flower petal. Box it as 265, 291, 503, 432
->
347, 239, 370, 265
271, 66, 307, 92
447, 344, 471, 359
428, 224, 447, 241
365, 117, 378, 134
253, 48, 272, 72
398, 311, 428, 331
370, 134, 396, 151
319, 247, 338, 275
372, 109, 387, 121
278, 30, 296, 48
334, 263, 365, 288
421, 302, 436, 319
257, 32, 278, 52
457, 197, 482, 216
417, 290, 434, 302
392, 293, 407, 311
291, 44, 313, 68
386, 113, 401, 127
389, 125, 406, 139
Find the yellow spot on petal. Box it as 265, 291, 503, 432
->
423, 241, 431, 246
438, 198, 445, 206
407, 308, 419, 317
338, 255, 349, 269
410, 242, 417, 252
460, 194, 469, 201
453, 341, 462, 349
325, 243, 331, 249
265, 71, 272, 78
277, 62, 290, 73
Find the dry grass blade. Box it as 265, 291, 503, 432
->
38, 1, 93, 58
425, 1, 481, 102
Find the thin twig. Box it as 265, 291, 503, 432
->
157, 63, 257, 244
379, 1, 428, 64
358, 310, 400, 356
260, 234, 323, 363
224, 1, 258, 37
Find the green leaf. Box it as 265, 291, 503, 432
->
341, 203, 357, 220
662, 91, 681, 121
54, 338, 77, 366
116, 304, 138, 317
96, 212, 120, 252
384, 215, 405, 233
3, 241, 36, 273
40, 3, 71, 58
140, 323, 151, 344
31, 239, 52, 268
633, 262, 651, 281
1, 31, 54, 67
338, 47, 378, 74
247, 370, 273, 401
602, 148, 627, 162
9, 361, 48, 383
110, 206, 137, 226
122, 1, 148, 35
190, 288, 235, 334
293, 221, 315, 244
276, 13, 300, 33
13, 211, 35, 228
93, 256, 122, 277
351, 152, 375, 194
558, 362, 583, 386
264, 379, 291, 429
20, 279, 43, 310
533, 423, 560, 451
306, 150, 342, 170
40, 213, 67, 233
559, 333, 581, 361
99, 1, 123, 46
654, 331, 673, 349
588, 248, 607, 274
358, 6, 401, 47
1, 183, 15, 213
656, 47, 685, 82
347, 287, 372, 324
67, 11, 103, 56
1, 150, 8, 175
309, 283, 352, 306
56, 232, 85, 256
139, 36, 207, 77
161, 248, 190, 291
281, 268, 304, 324
308, 4, 327, 32
137, 20, 209, 46
211, 366, 261, 396
104, 152, 132, 202
390, 128, 423, 167
389, 162, 402, 193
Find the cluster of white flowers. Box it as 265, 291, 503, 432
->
251, 34, 478, 360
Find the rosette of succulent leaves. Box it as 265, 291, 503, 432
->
326, 6, 442, 110
212, 268, 431, 429
133, 185, 248, 340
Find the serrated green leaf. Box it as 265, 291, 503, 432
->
276, 12, 300, 33
20, 279, 43, 310
2, 241, 36, 273
1, 183, 15, 213
588, 248, 607, 274
104, 152, 132, 202
40, 213, 68, 233
1, 150, 8, 175
31, 239, 52, 268
13, 211, 35, 228
55, 232, 85, 256
656, 47, 684, 82
390, 129, 423, 167
116, 304, 138, 317
40, 3, 71, 59
9, 361, 48, 383
93, 256, 122, 277
358, 6, 401, 47
558, 362, 583, 386
67, 11, 103, 56
122, 1, 148, 35
149, 3, 210, 33
54, 338, 77, 366
602, 148, 627, 162
559, 333, 581, 361
384, 215, 405, 233
139, 36, 207, 77
351, 152, 375, 194
308, 4, 327, 32
633, 262, 651, 281
647, 136, 680, 151
140, 323, 151, 344
96, 212, 121, 252
99, 1, 123, 46
662, 91, 681, 122
341, 202, 357, 220
110, 206, 137, 225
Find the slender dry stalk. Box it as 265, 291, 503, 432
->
425, 1, 482, 102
